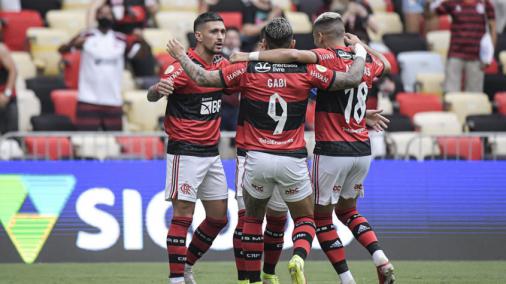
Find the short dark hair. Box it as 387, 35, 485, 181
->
193, 12, 224, 32
262, 17, 293, 49
313, 12, 345, 40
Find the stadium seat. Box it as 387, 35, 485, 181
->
61, 51, 81, 89
426, 30, 450, 59
500, 51, 506, 75
415, 73, 445, 97
413, 111, 462, 135
368, 13, 403, 42
495, 92, 506, 115
489, 136, 506, 156
16, 89, 41, 131
159, 0, 198, 11
367, 0, 387, 12
11, 52, 36, 80
51, 90, 78, 124
46, 10, 87, 36
156, 11, 197, 49
294, 33, 316, 50
116, 136, 165, 160
218, 12, 243, 31
143, 28, 173, 55
483, 75, 506, 101
20, 0, 62, 18
26, 76, 67, 114
396, 93, 443, 119
285, 12, 312, 33
0, 10, 44, 51
124, 90, 166, 131
381, 52, 399, 74
437, 137, 484, 160
466, 115, 506, 132
383, 114, 414, 132
495, 33, 506, 59
438, 15, 451, 30
444, 92, 492, 125
27, 28, 70, 75
297, 0, 324, 18
208, 0, 246, 12
397, 51, 444, 92
25, 136, 73, 160
386, 132, 440, 160
62, 0, 93, 10
31, 114, 75, 131
71, 134, 122, 160
383, 33, 428, 55
484, 59, 499, 75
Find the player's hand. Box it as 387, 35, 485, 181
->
166, 39, 186, 60
156, 78, 174, 97
229, 51, 249, 63
365, 109, 390, 132
344, 33, 362, 46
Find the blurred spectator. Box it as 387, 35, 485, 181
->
1, 0, 21, 11
0, 23, 17, 134
241, 0, 284, 51
318, 0, 378, 43
59, 5, 131, 131
88, 0, 157, 78
492, 0, 505, 33
426, 0, 496, 93
222, 28, 241, 58
20, 0, 61, 19
403, 0, 424, 33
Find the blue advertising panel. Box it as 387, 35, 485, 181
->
0, 160, 505, 263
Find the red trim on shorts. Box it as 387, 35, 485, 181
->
313, 155, 320, 204
170, 155, 180, 199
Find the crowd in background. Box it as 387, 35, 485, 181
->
0, 0, 505, 134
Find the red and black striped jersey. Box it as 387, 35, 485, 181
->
312, 46, 384, 157
161, 49, 230, 157
221, 61, 336, 158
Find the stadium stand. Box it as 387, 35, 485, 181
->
26, 76, 67, 114
61, 51, 81, 89
16, 89, 41, 131
396, 93, 443, 119
71, 134, 121, 160
27, 27, 70, 75
397, 51, 444, 92
116, 136, 165, 160
383, 33, 428, 55
123, 90, 166, 131
413, 111, 462, 135
437, 137, 484, 160
160, 0, 199, 11
24, 136, 73, 160
415, 73, 445, 96
155, 11, 197, 48
143, 28, 173, 55
20, 0, 62, 18
62, 0, 93, 10
51, 89, 78, 124
466, 115, 506, 132
500, 52, 506, 75
381, 52, 399, 74
31, 114, 75, 131
285, 11, 312, 33
0, 10, 44, 51
426, 30, 450, 59
218, 12, 243, 31
483, 75, 506, 101
444, 92, 493, 126
46, 10, 87, 36
495, 92, 506, 115
386, 132, 440, 160
384, 114, 414, 132
368, 12, 403, 42
11, 52, 37, 80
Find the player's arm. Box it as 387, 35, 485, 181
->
327, 44, 367, 91
344, 33, 391, 75
230, 49, 318, 64
166, 39, 224, 88
147, 78, 174, 102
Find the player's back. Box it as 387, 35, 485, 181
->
312, 47, 384, 156
221, 60, 335, 157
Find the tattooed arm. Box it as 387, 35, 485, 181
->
166, 39, 224, 88
327, 56, 365, 91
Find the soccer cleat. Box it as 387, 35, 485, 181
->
288, 255, 306, 284
377, 262, 395, 284
237, 281, 250, 284
261, 272, 280, 284
169, 277, 185, 284
184, 264, 197, 284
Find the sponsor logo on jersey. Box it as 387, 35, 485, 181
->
258, 138, 294, 145
316, 65, 328, 72
337, 50, 353, 60
164, 65, 175, 74
180, 183, 192, 195
255, 62, 271, 72
200, 97, 222, 115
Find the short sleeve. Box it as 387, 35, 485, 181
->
307, 64, 336, 90
161, 62, 188, 90
485, 0, 495, 20
219, 62, 247, 88
311, 48, 347, 71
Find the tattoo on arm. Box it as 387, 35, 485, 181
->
176, 54, 224, 88
329, 57, 365, 91
147, 86, 163, 102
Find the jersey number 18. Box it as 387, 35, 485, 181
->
344, 82, 368, 124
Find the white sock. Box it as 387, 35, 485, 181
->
339, 271, 355, 284
372, 250, 389, 267
184, 264, 192, 271
170, 276, 184, 284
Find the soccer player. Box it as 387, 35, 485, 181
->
147, 12, 231, 284
166, 17, 367, 284
230, 12, 395, 284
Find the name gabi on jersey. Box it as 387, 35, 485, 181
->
200, 97, 221, 115
267, 78, 287, 88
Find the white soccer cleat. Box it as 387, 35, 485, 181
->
184, 264, 197, 284
169, 277, 185, 284
377, 262, 395, 284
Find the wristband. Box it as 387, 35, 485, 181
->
354, 44, 367, 60
248, 51, 260, 61
4, 89, 12, 98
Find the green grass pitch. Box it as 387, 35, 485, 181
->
0, 261, 505, 283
